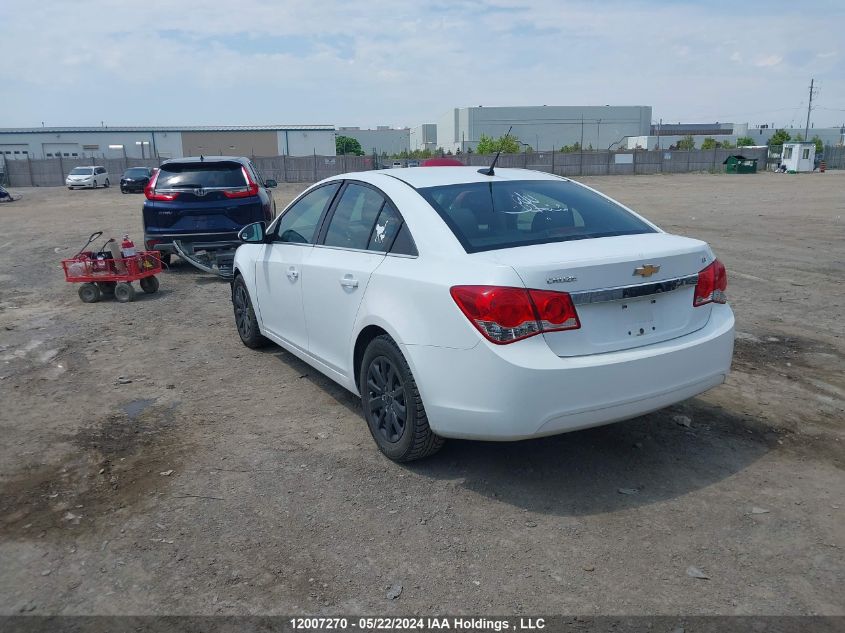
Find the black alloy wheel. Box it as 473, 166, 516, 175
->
232, 277, 268, 348
359, 335, 444, 461
366, 355, 408, 444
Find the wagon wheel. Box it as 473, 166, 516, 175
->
140, 276, 159, 294
78, 283, 101, 303
97, 281, 116, 296
113, 282, 135, 303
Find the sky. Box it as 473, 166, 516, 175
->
1, 0, 843, 130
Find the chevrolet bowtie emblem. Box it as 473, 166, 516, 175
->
633, 264, 660, 277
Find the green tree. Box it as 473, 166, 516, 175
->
560, 141, 581, 153
768, 129, 791, 146
701, 137, 717, 150
736, 136, 755, 147
476, 133, 521, 154
676, 135, 696, 150
335, 135, 364, 156
719, 140, 735, 149
811, 135, 824, 154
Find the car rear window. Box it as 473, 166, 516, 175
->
156, 162, 246, 189
418, 179, 656, 253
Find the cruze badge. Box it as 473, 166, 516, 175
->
633, 264, 660, 277
547, 276, 577, 284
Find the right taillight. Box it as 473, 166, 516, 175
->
144, 168, 178, 201
450, 285, 580, 345
694, 259, 728, 307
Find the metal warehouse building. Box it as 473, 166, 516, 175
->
438, 105, 653, 153
0, 125, 337, 160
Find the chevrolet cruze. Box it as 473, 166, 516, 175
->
231, 167, 734, 461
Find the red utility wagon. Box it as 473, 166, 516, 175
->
62, 232, 163, 303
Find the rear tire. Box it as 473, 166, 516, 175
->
232, 276, 269, 348
359, 335, 444, 462
139, 276, 159, 294
78, 283, 101, 303
97, 281, 116, 296
113, 282, 135, 303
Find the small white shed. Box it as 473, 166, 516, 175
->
781, 141, 816, 172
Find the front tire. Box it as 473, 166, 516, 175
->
104, 178, 110, 188
139, 276, 159, 294
359, 335, 444, 462
232, 276, 268, 348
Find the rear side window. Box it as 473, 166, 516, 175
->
157, 162, 246, 189
275, 183, 340, 244
367, 202, 402, 252
418, 180, 656, 253
324, 183, 385, 250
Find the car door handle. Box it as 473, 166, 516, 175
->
339, 276, 359, 289
286, 267, 299, 281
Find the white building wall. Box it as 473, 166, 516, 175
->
0, 131, 177, 159
278, 130, 336, 156
410, 124, 437, 151
437, 105, 652, 153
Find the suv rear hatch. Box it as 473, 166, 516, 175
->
143, 160, 263, 238
476, 233, 713, 356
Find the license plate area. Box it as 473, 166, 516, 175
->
620, 297, 657, 337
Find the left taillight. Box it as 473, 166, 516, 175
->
222, 167, 260, 199
450, 285, 580, 345
693, 259, 728, 306
144, 168, 178, 201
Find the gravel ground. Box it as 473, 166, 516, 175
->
0, 172, 842, 616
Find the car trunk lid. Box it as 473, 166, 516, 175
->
475, 233, 713, 356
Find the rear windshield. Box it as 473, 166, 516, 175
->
70, 167, 93, 175
156, 162, 246, 189
124, 168, 150, 177
418, 179, 656, 253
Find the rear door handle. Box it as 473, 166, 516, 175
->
340, 276, 359, 289
286, 266, 299, 281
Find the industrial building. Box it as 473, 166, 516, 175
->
336, 127, 410, 156
627, 122, 845, 150
0, 125, 337, 160
437, 105, 653, 153
410, 124, 437, 152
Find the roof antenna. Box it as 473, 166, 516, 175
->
478, 126, 512, 176
200, 154, 204, 162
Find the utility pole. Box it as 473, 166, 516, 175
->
804, 78, 817, 140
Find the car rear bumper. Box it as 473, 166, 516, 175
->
144, 233, 241, 253
404, 304, 735, 440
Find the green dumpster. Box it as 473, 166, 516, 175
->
723, 155, 758, 174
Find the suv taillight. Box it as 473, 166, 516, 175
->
144, 168, 178, 201
222, 167, 260, 199
450, 285, 580, 345
693, 259, 728, 306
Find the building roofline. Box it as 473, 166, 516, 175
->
0, 125, 335, 134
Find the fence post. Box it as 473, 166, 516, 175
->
712, 148, 717, 171
551, 148, 555, 176
282, 154, 287, 182
313, 150, 317, 182
632, 149, 637, 175
57, 154, 64, 186
687, 149, 691, 172
27, 155, 34, 187
606, 149, 611, 176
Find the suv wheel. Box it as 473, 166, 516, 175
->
104, 178, 110, 188
359, 335, 444, 462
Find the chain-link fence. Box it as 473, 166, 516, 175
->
4, 147, 777, 187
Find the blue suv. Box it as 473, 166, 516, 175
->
143, 156, 277, 267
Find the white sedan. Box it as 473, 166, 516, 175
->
231, 167, 734, 461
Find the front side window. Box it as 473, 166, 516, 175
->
324, 183, 385, 250
802, 148, 810, 159
418, 179, 656, 253
274, 183, 340, 244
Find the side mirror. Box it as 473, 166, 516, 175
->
238, 221, 267, 243
264, 179, 278, 188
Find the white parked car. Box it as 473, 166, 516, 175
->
231, 167, 734, 461
66, 166, 110, 189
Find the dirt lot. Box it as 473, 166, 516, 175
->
0, 172, 843, 616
